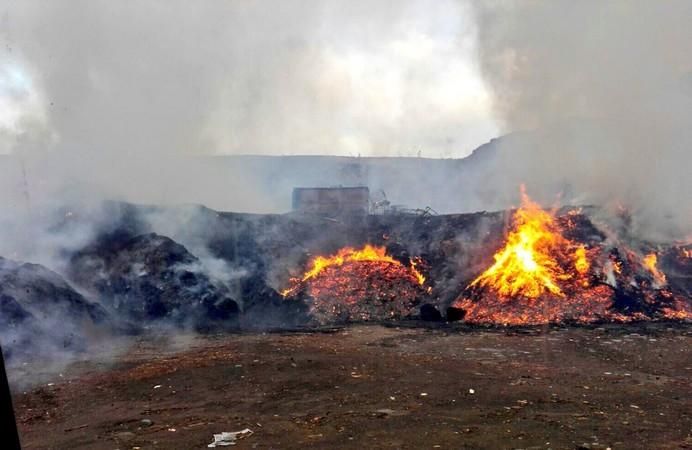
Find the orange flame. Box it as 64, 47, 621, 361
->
281, 244, 431, 323
642, 253, 666, 287
574, 245, 589, 276
281, 244, 426, 298
468, 187, 580, 298
409, 258, 426, 285
453, 188, 689, 325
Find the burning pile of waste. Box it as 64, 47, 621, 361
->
281, 245, 429, 324
450, 187, 691, 325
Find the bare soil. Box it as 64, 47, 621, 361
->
12, 323, 692, 449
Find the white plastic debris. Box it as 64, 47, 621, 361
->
468, 388, 475, 394
207, 429, 253, 447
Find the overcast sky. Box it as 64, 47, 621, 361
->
0, 0, 497, 158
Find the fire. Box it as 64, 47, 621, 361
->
409, 257, 426, 285
303, 245, 397, 281
467, 186, 581, 298
281, 244, 429, 323
574, 245, 589, 275
643, 253, 666, 287
452, 187, 691, 325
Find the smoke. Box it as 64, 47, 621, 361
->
0, 0, 496, 214
471, 1, 692, 239
1, 1, 689, 230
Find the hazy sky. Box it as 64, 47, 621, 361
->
0, 0, 497, 158
0, 1, 689, 239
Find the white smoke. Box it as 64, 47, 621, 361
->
472, 0, 692, 239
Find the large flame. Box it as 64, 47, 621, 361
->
453, 188, 691, 325
467, 186, 583, 299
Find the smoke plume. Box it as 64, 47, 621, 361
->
471, 0, 692, 239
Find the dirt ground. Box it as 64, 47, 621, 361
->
11, 323, 692, 450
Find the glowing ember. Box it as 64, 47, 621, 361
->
282, 245, 429, 323
305, 245, 396, 281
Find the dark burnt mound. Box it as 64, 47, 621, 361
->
68, 232, 239, 330
0, 257, 109, 361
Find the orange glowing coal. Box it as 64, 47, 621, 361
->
281, 244, 425, 298
467, 186, 585, 299
281, 244, 429, 323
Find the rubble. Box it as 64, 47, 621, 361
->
0, 257, 109, 361
0, 199, 688, 367
68, 232, 239, 329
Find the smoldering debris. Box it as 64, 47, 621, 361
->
0, 256, 110, 361
68, 232, 240, 329
0, 199, 689, 378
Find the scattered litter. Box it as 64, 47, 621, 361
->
420, 392, 428, 396
389, 396, 396, 401
374, 408, 409, 417
468, 388, 475, 394
207, 429, 254, 447
168, 428, 176, 432
629, 404, 640, 409
153, 385, 162, 389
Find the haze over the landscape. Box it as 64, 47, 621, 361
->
0, 0, 690, 237
0, 0, 496, 158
